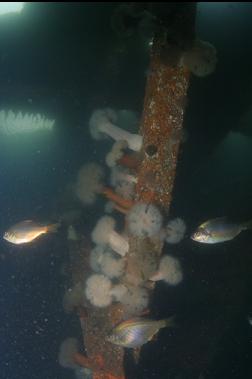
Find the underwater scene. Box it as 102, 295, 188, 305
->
0, 3, 252, 379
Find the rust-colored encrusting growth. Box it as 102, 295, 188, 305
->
136, 39, 190, 211
68, 237, 126, 379
81, 304, 125, 378
125, 33, 191, 290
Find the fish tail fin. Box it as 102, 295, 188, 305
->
162, 315, 177, 329
47, 222, 61, 233
242, 219, 252, 230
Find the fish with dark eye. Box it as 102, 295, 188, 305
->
191, 217, 252, 244
106, 316, 175, 348
3, 220, 60, 245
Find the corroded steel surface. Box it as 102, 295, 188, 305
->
124, 235, 163, 287
82, 304, 125, 378
136, 40, 190, 210
68, 237, 125, 378
73, 57, 190, 378
69, 11, 193, 379
125, 40, 191, 291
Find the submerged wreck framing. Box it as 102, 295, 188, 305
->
68, 4, 196, 379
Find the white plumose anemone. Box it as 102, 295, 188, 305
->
181, 39, 217, 77
150, 255, 183, 285
85, 274, 127, 307
89, 108, 143, 152
91, 216, 129, 257
105, 140, 128, 168
0, 110, 55, 135
127, 203, 163, 238
116, 181, 135, 200
74, 163, 104, 205
85, 274, 113, 307
165, 218, 186, 244
89, 245, 125, 278
110, 166, 136, 200
100, 252, 125, 279
89, 108, 117, 140
110, 166, 137, 187
110, 284, 128, 302
89, 245, 105, 272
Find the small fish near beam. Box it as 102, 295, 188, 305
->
106, 316, 175, 348
191, 217, 252, 244
3, 220, 60, 245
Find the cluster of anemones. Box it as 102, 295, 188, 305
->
63, 108, 188, 317
60, 107, 189, 378
58, 35, 218, 376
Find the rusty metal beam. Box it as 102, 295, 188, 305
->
136, 41, 190, 209
67, 4, 196, 379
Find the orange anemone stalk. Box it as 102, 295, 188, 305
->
102, 187, 135, 210
73, 352, 97, 370
118, 153, 141, 170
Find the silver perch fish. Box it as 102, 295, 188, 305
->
191, 216, 252, 244
106, 316, 175, 348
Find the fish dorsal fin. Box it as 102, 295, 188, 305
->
115, 318, 137, 331
201, 216, 227, 228
13, 220, 35, 227
116, 317, 148, 331
212, 216, 227, 222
